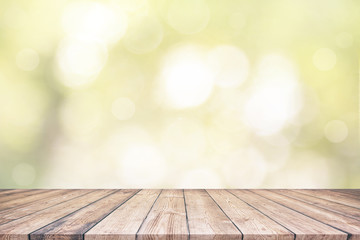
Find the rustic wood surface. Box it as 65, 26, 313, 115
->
0, 189, 359, 240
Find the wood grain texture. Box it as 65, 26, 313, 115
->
30, 190, 138, 240
185, 189, 241, 240
0, 190, 116, 240
229, 190, 347, 240
0, 190, 70, 211
0, 189, 93, 225
0, 189, 47, 205
0, 190, 30, 197
86, 189, 161, 240
207, 189, 293, 240
1, 189, 358, 240
295, 189, 360, 208
332, 189, 360, 197
137, 190, 188, 240
274, 189, 360, 220
253, 190, 360, 240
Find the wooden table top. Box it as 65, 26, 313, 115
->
0, 189, 359, 240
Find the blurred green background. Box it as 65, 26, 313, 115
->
0, 0, 359, 188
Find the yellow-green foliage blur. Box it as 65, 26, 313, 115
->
0, 0, 359, 188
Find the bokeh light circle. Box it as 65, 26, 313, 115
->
207, 45, 249, 88
62, 1, 128, 45
56, 37, 108, 88
161, 45, 214, 108
123, 14, 163, 54
324, 120, 348, 143
244, 54, 302, 136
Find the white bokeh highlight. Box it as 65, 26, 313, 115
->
62, 1, 128, 45
244, 54, 302, 136
207, 45, 249, 88
161, 45, 214, 108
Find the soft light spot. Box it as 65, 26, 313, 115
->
123, 14, 163, 54
324, 120, 348, 143
244, 54, 302, 136
161, 45, 214, 108
12, 163, 36, 186
207, 45, 249, 88
336, 32, 353, 48
111, 97, 135, 120
16, 48, 39, 71
313, 48, 336, 71
56, 37, 107, 88
167, 0, 210, 34
118, 144, 167, 187
62, 2, 127, 44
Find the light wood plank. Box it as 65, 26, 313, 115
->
0, 189, 93, 225
137, 189, 188, 240
0, 189, 68, 211
332, 189, 360, 197
328, 189, 360, 199
295, 190, 360, 208
0, 190, 29, 197
0, 190, 116, 240
30, 190, 138, 240
0, 189, 46, 204
85, 189, 161, 240
207, 190, 293, 240
274, 189, 360, 220
229, 190, 346, 240
185, 189, 241, 240
253, 190, 360, 240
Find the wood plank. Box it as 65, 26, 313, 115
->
253, 190, 360, 240
229, 190, 346, 240
330, 189, 360, 198
0, 189, 93, 225
0, 190, 29, 197
30, 190, 139, 240
0, 189, 46, 204
185, 189, 241, 240
0, 189, 116, 240
274, 189, 360, 220
295, 190, 360, 209
137, 190, 188, 240
86, 189, 161, 240
0, 189, 358, 240
207, 189, 293, 240
0, 189, 67, 211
